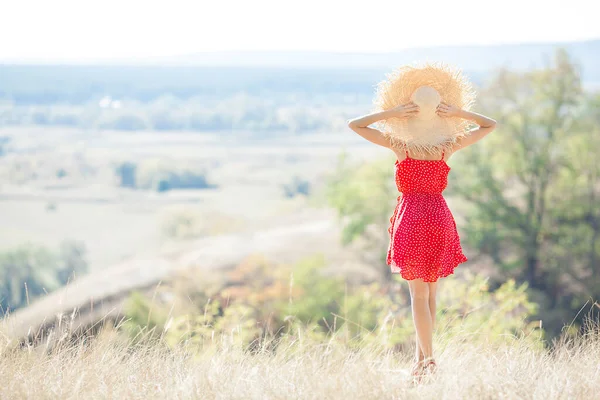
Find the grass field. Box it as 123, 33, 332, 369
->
1, 319, 598, 399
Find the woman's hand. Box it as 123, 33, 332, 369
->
390, 102, 420, 119
436, 101, 461, 118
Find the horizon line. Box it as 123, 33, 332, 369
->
1, 37, 598, 66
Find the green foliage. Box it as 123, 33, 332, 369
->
283, 254, 345, 326
0, 65, 372, 133
120, 290, 170, 343
133, 159, 215, 192
121, 253, 542, 352
56, 240, 88, 285
0, 241, 88, 312
447, 48, 599, 335
0, 93, 357, 134
325, 152, 397, 245
436, 272, 542, 348
113, 159, 217, 192
323, 151, 398, 280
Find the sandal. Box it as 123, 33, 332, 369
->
422, 357, 437, 375
411, 357, 437, 385
410, 359, 425, 377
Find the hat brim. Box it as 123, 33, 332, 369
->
373, 61, 477, 156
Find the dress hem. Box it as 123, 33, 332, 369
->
388, 254, 468, 282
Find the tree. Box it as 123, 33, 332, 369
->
447, 48, 599, 331
325, 151, 398, 282
115, 162, 137, 188
0, 242, 89, 312
0, 245, 59, 311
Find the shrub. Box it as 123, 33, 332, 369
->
121, 253, 543, 353
0, 241, 88, 312
115, 162, 137, 188
134, 159, 215, 192
282, 175, 311, 198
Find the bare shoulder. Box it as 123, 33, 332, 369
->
444, 142, 462, 162
391, 147, 407, 163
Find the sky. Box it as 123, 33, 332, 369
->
1, 0, 598, 62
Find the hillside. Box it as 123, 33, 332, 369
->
145, 39, 600, 74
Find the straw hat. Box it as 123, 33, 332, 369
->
373, 62, 477, 157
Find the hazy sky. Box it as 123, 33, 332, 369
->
2, 0, 598, 61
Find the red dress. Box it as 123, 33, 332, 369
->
386, 145, 468, 282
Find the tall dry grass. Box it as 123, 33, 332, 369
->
0, 316, 598, 399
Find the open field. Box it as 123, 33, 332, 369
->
0, 127, 386, 271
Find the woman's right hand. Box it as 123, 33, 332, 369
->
389, 102, 420, 119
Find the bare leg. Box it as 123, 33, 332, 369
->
408, 282, 425, 362
428, 281, 438, 332
407, 278, 433, 359
412, 281, 438, 361
423, 281, 439, 378
415, 337, 424, 363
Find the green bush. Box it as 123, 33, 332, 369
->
282, 175, 311, 198
121, 290, 170, 343
0, 241, 88, 312
134, 159, 215, 192
121, 253, 543, 353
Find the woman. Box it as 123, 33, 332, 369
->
347, 87, 497, 382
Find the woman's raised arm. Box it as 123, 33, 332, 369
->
347, 103, 419, 148
436, 102, 497, 149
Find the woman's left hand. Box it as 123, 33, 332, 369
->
436, 102, 461, 118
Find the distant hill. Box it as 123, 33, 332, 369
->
4, 39, 599, 75
0, 39, 597, 132
1, 40, 598, 103
137, 39, 600, 74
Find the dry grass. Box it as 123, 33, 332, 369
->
1, 320, 598, 400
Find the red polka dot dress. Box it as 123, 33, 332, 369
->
387, 144, 468, 282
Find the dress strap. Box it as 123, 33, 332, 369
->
440, 150, 445, 160
403, 142, 410, 159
